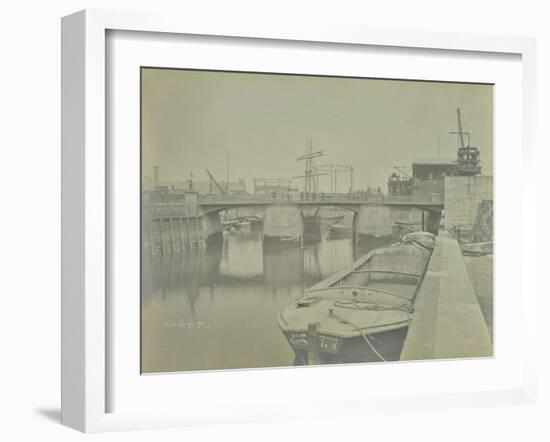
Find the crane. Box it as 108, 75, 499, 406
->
393, 165, 411, 179
450, 107, 470, 148
205, 169, 227, 195
456, 108, 465, 148
449, 108, 481, 176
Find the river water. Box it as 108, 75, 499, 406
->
141, 226, 390, 373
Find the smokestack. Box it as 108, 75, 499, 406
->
153, 165, 159, 188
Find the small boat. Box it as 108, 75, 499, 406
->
245, 215, 264, 229
461, 241, 493, 256
399, 231, 436, 251
263, 233, 301, 245
277, 239, 431, 365
235, 220, 251, 230
328, 222, 352, 239
222, 219, 240, 230
392, 221, 420, 235
303, 214, 322, 244
319, 214, 345, 225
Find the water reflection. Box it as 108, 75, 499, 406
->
141, 228, 381, 373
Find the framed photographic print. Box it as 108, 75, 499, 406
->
61, 9, 537, 432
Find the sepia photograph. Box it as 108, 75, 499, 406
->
140, 68, 493, 374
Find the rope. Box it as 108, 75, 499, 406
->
328, 309, 388, 362
333, 299, 413, 314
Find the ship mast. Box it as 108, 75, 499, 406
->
294, 137, 326, 195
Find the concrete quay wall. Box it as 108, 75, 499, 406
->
400, 231, 493, 361
444, 175, 493, 230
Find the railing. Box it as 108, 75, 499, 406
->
198, 192, 386, 204
143, 194, 443, 217
198, 194, 443, 205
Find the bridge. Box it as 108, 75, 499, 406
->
142, 192, 444, 254
198, 193, 443, 214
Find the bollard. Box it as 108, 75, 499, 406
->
307, 322, 321, 365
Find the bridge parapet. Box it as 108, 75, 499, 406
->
197, 195, 443, 214
141, 194, 444, 254
198, 192, 382, 205
143, 195, 444, 221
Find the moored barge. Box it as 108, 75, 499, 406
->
277, 237, 432, 364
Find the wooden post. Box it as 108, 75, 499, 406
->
421, 211, 425, 231
147, 218, 154, 255
352, 212, 359, 259
169, 218, 176, 254
159, 218, 165, 255
307, 322, 320, 365
194, 216, 201, 246
178, 217, 185, 250
184, 217, 190, 249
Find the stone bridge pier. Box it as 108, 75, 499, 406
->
424, 210, 442, 235
262, 203, 395, 246
142, 195, 442, 254
261, 203, 441, 247
202, 210, 225, 245
262, 205, 305, 244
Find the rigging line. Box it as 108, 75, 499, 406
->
328, 309, 388, 362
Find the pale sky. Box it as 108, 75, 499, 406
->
141, 68, 493, 192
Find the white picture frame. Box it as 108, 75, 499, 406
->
61, 9, 537, 433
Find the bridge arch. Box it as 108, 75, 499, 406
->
302, 204, 361, 249
199, 199, 443, 244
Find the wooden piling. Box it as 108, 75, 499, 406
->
193, 216, 200, 247
169, 218, 176, 254
159, 218, 165, 255
307, 322, 320, 365
147, 218, 154, 255
178, 217, 185, 250
352, 212, 359, 259
184, 217, 190, 249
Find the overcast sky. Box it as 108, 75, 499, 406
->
141, 68, 493, 192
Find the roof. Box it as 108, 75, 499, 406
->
412, 158, 457, 166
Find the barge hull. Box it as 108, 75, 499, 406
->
288, 327, 408, 365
